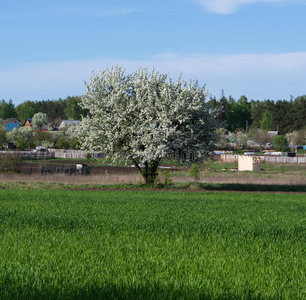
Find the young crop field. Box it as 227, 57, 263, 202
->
0, 189, 305, 299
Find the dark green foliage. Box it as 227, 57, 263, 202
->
34, 130, 52, 146
35, 99, 67, 124
274, 100, 293, 133
260, 110, 273, 131
70, 137, 80, 150
0, 99, 17, 119
227, 95, 252, 131
293, 95, 306, 131
56, 136, 70, 149
64, 96, 86, 120
210, 95, 305, 134
0, 129, 6, 145
15, 100, 37, 124
6, 93, 306, 135
250, 100, 264, 128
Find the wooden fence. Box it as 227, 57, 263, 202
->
2, 150, 305, 164
0, 151, 55, 159
48, 150, 106, 159
0, 150, 105, 160
221, 154, 306, 164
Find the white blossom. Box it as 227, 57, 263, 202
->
78, 66, 218, 183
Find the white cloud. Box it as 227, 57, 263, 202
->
1, 52, 306, 104
195, 0, 286, 14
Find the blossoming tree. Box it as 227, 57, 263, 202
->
78, 66, 217, 183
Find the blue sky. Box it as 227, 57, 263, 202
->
1, 0, 306, 105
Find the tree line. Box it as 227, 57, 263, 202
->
0, 94, 305, 134
0, 96, 86, 126
209, 95, 306, 134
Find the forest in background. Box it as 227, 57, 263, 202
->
209, 94, 305, 134
0, 96, 85, 126
0, 94, 305, 134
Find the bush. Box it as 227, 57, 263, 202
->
16, 139, 27, 151
190, 163, 200, 180
70, 137, 80, 150
273, 135, 290, 152
0, 152, 22, 173
56, 137, 70, 149
163, 170, 173, 186
34, 131, 51, 147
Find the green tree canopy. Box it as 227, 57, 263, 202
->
273, 135, 289, 152
0, 99, 17, 119
64, 96, 85, 120
16, 100, 37, 124
260, 110, 274, 131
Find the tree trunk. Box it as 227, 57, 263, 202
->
132, 159, 160, 184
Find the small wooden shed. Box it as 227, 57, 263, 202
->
238, 155, 261, 171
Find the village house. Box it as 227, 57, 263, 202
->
0, 118, 21, 131
59, 120, 80, 130
23, 118, 32, 128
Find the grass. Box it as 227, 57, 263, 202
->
0, 189, 305, 299
0, 158, 305, 192
1, 180, 306, 193
159, 160, 306, 188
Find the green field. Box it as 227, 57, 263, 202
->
0, 190, 305, 299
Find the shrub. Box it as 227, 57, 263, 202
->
34, 131, 51, 147
56, 137, 70, 149
163, 170, 173, 186
70, 137, 80, 150
190, 163, 200, 180
273, 135, 290, 152
0, 152, 22, 173
16, 139, 27, 151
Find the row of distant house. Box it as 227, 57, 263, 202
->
0, 118, 80, 132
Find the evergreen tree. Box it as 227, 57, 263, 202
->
64, 96, 85, 120
260, 110, 273, 131
293, 96, 306, 131
250, 99, 264, 128
0, 99, 17, 119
